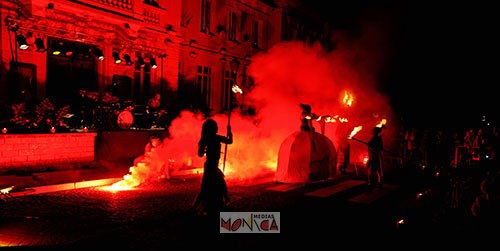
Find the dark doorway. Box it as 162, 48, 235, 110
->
46, 37, 98, 116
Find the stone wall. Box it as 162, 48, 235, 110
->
0, 133, 97, 172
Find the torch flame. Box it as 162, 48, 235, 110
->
101, 172, 140, 191
314, 115, 348, 123
1, 186, 14, 194
324, 116, 336, 123
316, 115, 336, 123
338, 117, 348, 123
326, 117, 336, 123
232, 84, 243, 94
376, 118, 387, 128
348, 126, 363, 139
342, 91, 354, 107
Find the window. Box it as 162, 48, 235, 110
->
201, 0, 211, 33
144, 0, 161, 8
228, 11, 238, 41
252, 20, 260, 49
196, 65, 212, 111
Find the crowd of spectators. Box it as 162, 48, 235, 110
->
400, 123, 499, 231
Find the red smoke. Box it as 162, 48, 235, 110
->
115, 19, 400, 187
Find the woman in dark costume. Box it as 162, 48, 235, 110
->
193, 118, 232, 215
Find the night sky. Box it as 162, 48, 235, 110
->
304, 0, 498, 129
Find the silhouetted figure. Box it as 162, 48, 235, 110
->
192, 118, 232, 216
367, 126, 385, 188
339, 137, 351, 174
337, 123, 351, 174
299, 104, 317, 132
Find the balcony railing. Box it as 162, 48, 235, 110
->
76, 0, 165, 26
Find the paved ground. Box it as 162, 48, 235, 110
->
0, 162, 497, 249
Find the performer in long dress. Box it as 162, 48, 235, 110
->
192, 118, 232, 216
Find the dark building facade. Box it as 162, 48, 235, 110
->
1, 0, 332, 129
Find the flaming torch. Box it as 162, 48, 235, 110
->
342, 90, 354, 108
348, 125, 369, 145
342, 90, 355, 119
376, 118, 387, 128
348, 125, 363, 140
347, 125, 375, 148
223, 58, 241, 173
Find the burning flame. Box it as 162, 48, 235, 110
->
314, 115, 348, 123
348, 126, 363, 139
1, 186, 14, 194
232, 84, 243, 94
376, 118, 387, 128
101, 165, 147, 191
315, 115, 334, 123
337, 116, 348, 123
362, 155, 369, 165
342, 91, 354, 107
